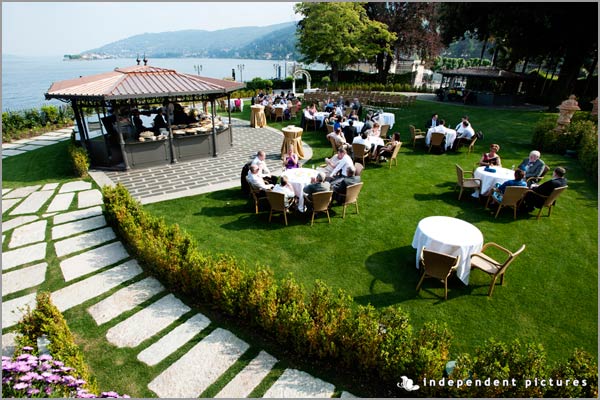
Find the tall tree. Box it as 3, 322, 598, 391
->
439, 3, 598, 103
295, 2, 395, 82
365, 2, 444, 82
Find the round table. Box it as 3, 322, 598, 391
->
411, 216, 483, 284
250, 105, 267, 128
282, 167, 318, 212
341, 120, 364, 133
281, 126, 305, 159
473, 166, 515, 197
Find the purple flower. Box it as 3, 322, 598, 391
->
27, 387, 41, 395
14, 360, 32, 372
45, 373, 61, 383
45, 386, 54, 395
22, 346, 34, 351
39, 362, 52, 371
53, 360, 64, 367
39, 354, 53, 361
13, 381, 30, 390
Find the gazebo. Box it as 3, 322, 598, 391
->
437, 66, 532, 106
45, 63, 245, 170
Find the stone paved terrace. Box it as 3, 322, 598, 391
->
98, 119, 313, 204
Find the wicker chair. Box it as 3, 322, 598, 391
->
310, 190, 333, 226
486, 185, 528, 219
428, 132, 446, 153
455, 164, 481, 200
380, 124, 390, 139
273, 107, 284, 122
266, 190, 295, 226
526, 185, 568, 220
387, 141, 402, 169
470, 243, 526, 296
337, 182, 363, 218
416, 247, 460, 300
246, 176, 268, 214
352, 143, 370, 166
526, 164, 550, 187
409, 125, 425, 148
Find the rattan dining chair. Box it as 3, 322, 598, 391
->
246, 177, 268, 214
310, 190, 333, 226
470, 242, 526, 296
526, 164, 550, 187
428, 132, 446, 153
455, 164, 481, 200
486, 186, 529, 219
409, 125, 425, 148
387, 141, 402, 169
416, 247, 460, 300
266, 190, 294, 226
273, 107, 284, 122
338, 182, 363, 218
380, 124, 390, 139
526, 185, 568, 220
352, 143, 370, 166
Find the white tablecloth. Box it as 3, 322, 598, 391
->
375, 112, 395, 129
341, 120, 364, 133
426, 128, 457, 150
411, 216, 483, 284
314, 112, 329, 128
473, 166, 515, 197
282, 167, 318, 211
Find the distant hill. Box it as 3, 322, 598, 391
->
77, 21, 300, 60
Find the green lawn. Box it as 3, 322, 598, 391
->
145, 100, 598, 363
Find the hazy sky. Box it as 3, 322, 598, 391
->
2, 2, 301, 56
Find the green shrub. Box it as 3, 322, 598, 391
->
15, 292, 99, 395
578, 123, 598, 179
68, 142, 90, 177
547, 349, 599, 398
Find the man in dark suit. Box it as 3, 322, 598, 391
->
332, 166, 361, 203
522, 167, 567, 211
343, 119, 358, 145
426, 113, 440, 130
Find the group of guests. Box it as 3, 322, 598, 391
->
426, 113, 476, 151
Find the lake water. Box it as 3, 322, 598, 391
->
1, 55, 326, 111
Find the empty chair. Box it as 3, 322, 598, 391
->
310, 190, 333, 226
380, 124, 390, 139
338, 182, 363, 218
455, 164, 481, 200
273, 107, 284, 122
428, 132, 446, 153
388, 141, 402, 169
456, 135, 477, 153
416, 247, 460, 300
266, 190, 294, 226
486, 185, 529, 219
352, 143, 370, 166
470, 243, 526, 296
409, 125, 425, 148
526, 185, 568, 220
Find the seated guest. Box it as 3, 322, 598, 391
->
489, 168, 526, 202
251, 150, 278, 184
273, 176, 296, 208
247, 164, 274, 191
377, 133, 401, 162
324, 98, 335, 112
370, 122, 382, 139
353, 131, 373, 155
332, 165, 361, 203
303, 171, 331, 203
132, 109, 149, 134
332, 127, 350, 151
349, 109, 360, 121
361, 115, 374, 134
321, 147, 353, 181
454, 115, 469, 131
426, 113, 440, 130
479, 144, 502, 167
333, 115, 343, 131
522, 167, 567, 211
284, 148, 299, 169
426, 119, 456, 150
518, 150, 545, 182
343, 119, 358, 144
452, 120, 475, 150
153, 108, 168, 135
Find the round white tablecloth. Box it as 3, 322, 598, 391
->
282, 167, 318, 211
473, 166, 515, 197
411, 216, 484, 284
375, 112, 395, 128
341, 120, 364, 133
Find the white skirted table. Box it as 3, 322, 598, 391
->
282, 167, 318, 212
250, 105, 267, 128
281, 126, 305, 159
411, 216, 483, 284
473, 166, 515, 197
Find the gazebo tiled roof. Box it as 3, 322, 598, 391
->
45, 65, 245, 102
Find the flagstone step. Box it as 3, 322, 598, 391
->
19, 145, 43, 151
78, 189, 103, 208
106, 294, 191, 348
60, 241, 130, 282
262, 368, 336, 398
137, 313, 211, 366
10, 190, 54, 215
9, 220, 47, 248
2, 215, 39, 233
41, 183, 59, 191
53, 205, 102, 225
87, 277, 165, 325
1, 149, 27, 156
51, 260, 143, 312
54, 226, 116, 257
59, 181, 92, 193
148, 328, 250, 398
2, 292, 37, 329
46, 192, 75, 213
2, 188, 13, 195
2, 262, 47, 297
2, 199, 21, 214
2, 242, 47, 271
215, 350, 278, 398
2, 185, 41, 199
51, 215, 106, 240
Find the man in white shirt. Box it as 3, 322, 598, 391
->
247, 164, 274, 191
251, 150, 277, 184
326, 147, 353, 181
352, 131, 373, 155
426, 119, 457, 150
452, 120, 475, 150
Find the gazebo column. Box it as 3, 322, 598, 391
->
71, 100, 88, 151
114, 107, 131, 171
101, 105, 112, 162
210, 98, 218, 157
167, 101, 178, 164
226, 94, 233, 146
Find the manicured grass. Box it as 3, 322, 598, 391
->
146, 100, 598, 363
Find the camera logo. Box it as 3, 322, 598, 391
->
398, 376, 420, 391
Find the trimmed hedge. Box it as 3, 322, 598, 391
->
103, 183, 450, 395
2, 104, 74, 142
102, 184, 598, 397
68, 142, 90, 178
15, 292, 99, 395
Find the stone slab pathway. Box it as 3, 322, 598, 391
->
41, 183, 59, 191
2, 199, 21, 214
9, 220, 47, 248
9, 190, 54, 215
78, 189, 103, 208
1, 215, 39, 232
54, 226, 116, 257
147, 328, 249, 398
215, 350, 278, 398
137, 313, 211, 366
2, 262, 47, 296
51, 215, 106, 240
2, 149, 27, 156
2, 185, 41, 199
2, 292, 37, 329
46, 192, 75, 213
2, 242, 47, 271
87, 277, 165, 325
51, 260, 142, 312
54, 205, 102, 225
263, 368, 336, 398
59, 181, 92, 193
60, 241, 130, 282
105, 294, 191, 348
